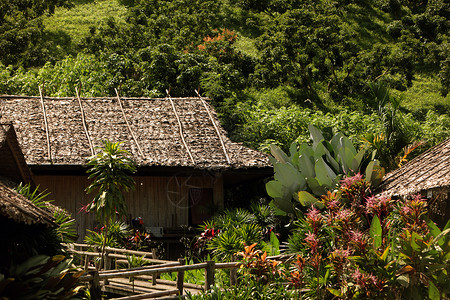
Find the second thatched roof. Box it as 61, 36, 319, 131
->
0, 178, 54, 226
0, 95, 269, 170
379, 137, 450, 196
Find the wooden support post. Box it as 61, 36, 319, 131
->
177, 258, 185, 295
205, 261, 215, 291
89, 271, 102, 300
152, 271, 157, 285
230, 255, 237, 286
84, 254, 89, 271
103, 252, 110, 286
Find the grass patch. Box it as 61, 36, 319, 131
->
233, 35, 260, 59
392, 74, 449, 113
43, 0, 128, 44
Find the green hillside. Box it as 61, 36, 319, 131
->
44, 0, 127, 45
0, 0, 448, 171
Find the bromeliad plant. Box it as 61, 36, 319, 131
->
192, 205, 281, 262
266, 125, 384, 214
285, 174, 450, 299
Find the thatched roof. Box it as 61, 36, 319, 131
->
0, 95, 269, 170
0, 178, 54, 226
0, 124, 33, 184
379, 138, 450, 196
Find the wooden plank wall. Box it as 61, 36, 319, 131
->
33, 173, 224, 242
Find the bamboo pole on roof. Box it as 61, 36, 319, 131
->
195, 90, 230, 164
39, 86, 52, 163
75, 87, 95, 156
166, 89, 195, 165
115, 88, 145, 158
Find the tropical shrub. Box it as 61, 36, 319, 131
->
0, 255, 84, 299
84, 221, 132, 249
285, 174, 450, 299
84, 140, 136, 271
15, 183, 77, 244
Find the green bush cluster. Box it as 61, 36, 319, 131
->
191, 174, 450, 299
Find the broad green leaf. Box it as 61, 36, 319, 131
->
411, 232, 423, 252
370, 215, 382, 249
338, 146, 354, 174
314, 142, 328, 159
273, 162, 306, 191
268, 200, 287, 216
298, 154, 315, 178
268, 156, 277, 165
266, 180, 284, 198
269, 231, 280, 255
365, 161, 375, 182
273, 197, 294, 214
308, 124, 324, 148
443, 219, 450, 231
315, 157, 336, 187
298, 191, 324, 209
331, 132, 344, 151
306, 177, 327, 196
430, 228, 450, 248
327, 288, 342, 297
289, 142, 298, 157
298, 143, 315, 158
339, 135, 357, 156
352, 148, 366, 173
270, 144, 289, 163
428, 280, 439, 300
326, 151, 340, 173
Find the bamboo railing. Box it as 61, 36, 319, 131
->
66, 243, 295, 299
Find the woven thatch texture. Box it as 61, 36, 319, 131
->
0, 178, 54, 226
0, 96, 269, 169
379, 138, 450, 196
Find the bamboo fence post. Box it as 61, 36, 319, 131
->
177, 258, 186, 295
205, 261, 215, 291
89, 270, 102, 300
166, 90, 195, 165
195, 90, 231, 164
230, 255, 237, 286
38, 86, 52, 163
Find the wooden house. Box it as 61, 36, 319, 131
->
379, 137, 450, 226
0, 95, 271, 243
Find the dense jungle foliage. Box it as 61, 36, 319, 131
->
0, 0, 449, 165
